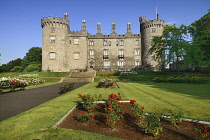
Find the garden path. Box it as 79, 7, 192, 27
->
0, 82, 88, 121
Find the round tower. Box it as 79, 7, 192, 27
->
140, 15, 165, 71
41, 13, 70, 72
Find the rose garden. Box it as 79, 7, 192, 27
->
0, 71, 210, 140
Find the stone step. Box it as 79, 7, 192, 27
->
70, 71, 96, 78
61, 77, 94, 83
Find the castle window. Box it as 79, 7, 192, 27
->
50, 36, 55, 42
120, 40, 124, 46
89, 41, 94, 46
90, 50, 94, 56
134, 49, 140, 55
118, 49, 124, 59
50, 27, 55, 33
116, 41, 119, 46
74, 39, 79, 45
117, 61, 124, 67
103, 49, 109, 59
135, 60, 140, 66
104, 61, 110, 67
135, 40, 140, 45
103, 40, 108, 46
73, 52, 80, 60
49, 52, 56, 59
151, 28, 156, 33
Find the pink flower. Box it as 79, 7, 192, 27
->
130, 100, 136, 104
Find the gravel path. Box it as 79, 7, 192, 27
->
0, 82, 88, 121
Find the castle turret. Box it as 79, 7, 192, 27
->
140, 15, 165, 71
41, 13, 70, 72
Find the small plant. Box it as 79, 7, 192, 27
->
130, 100, 145, 122
77, 111, 95, 123
140, 112, 162, 136
78, 93, 102, 112
161, 109, 184, 127
194, 123, 210, 139
105, 93, 124, 129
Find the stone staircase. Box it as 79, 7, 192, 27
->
61, 70, 96, 83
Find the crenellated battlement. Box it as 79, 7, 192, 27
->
41, 16, 69, 28
88, 34, 140, 39
141, 19, 165, 29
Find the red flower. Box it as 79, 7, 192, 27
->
186, 120, 190, 124
203, 130, 208, 133
117, 97, 122, 100
118, 102, 122, 105
141, 107, 145, 110
91, 115, 95, 117
107, 105, 113, 108
130, 100, 136, 104
111, 113, 114, 115
106, 119, 110, 122
78, 94, 82, 97
196, 123, 201, 126
118, 93, 121, 95
79, 111, 84, 114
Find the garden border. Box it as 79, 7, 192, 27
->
53, 101, 210, 128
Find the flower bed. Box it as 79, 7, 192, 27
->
0, 76, 45, 93
96, 79, 119, 88
56, 93, 210, 140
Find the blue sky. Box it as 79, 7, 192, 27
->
0, 0, 209, 65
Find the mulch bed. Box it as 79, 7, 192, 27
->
56, 102, 206, 140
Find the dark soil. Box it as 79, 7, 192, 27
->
57, 103, 204, 140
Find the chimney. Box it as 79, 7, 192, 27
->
111, 22, 116, 33
127, 22, 131, 33
82, 20, 86, 31
97, 22, 101, 33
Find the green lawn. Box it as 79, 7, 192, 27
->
0, 81, 209, 140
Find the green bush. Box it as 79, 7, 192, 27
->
10, 66, 24, 72
23, 64, 41, 72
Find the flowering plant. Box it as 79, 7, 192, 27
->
105, 93, 123, 129
98, 79, 116, 87
140, 112, 162, 136
130, 100, 145, 121
77, 111, 95, 123
194, 123, 210, 139
78, 93, 102, 112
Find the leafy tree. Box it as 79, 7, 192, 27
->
189, 10, 210, 71
23, 64, 41, 72
11, 66, 24, 72
0, 58, 22, 72
150, 24, 189, 71
22, 47, 42, 68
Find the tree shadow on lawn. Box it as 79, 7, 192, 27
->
128, 81, 210, 100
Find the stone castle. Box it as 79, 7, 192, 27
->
41, 13, 165, 72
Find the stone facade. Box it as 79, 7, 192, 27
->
41, 13, 165, 72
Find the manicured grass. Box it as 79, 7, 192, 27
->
0, 81, 209, 140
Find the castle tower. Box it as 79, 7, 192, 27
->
41, 13, 70, 72
140, 14, 165, 71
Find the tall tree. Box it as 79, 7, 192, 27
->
189, 10, 210, 70
22, 47, 42, 68
150, 24, 189, 71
